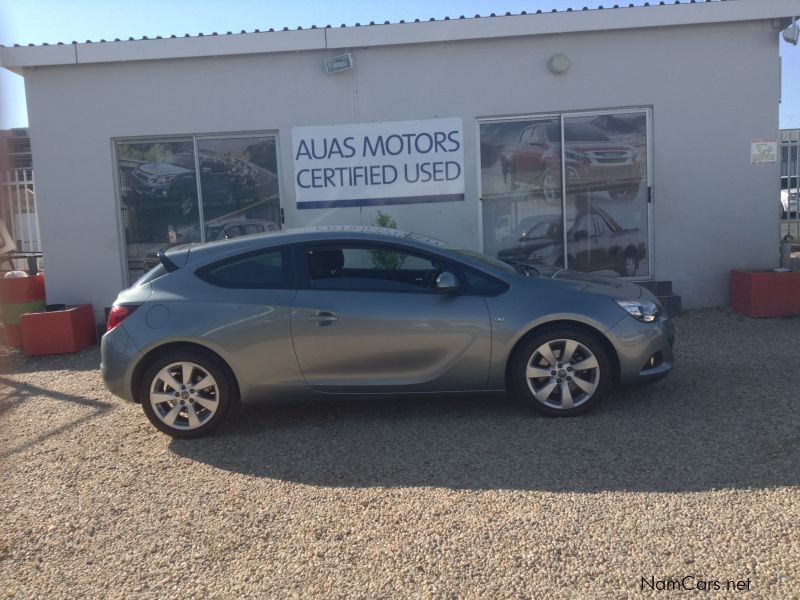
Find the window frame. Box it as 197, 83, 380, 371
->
476, 107, 653, 280
194, 244, 296, 290
112, 130, 283, 287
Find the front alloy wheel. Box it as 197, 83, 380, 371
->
620, 254, 638, 277
542, 170, 559, 205
141, 352, 233, 438
512, 329, 611, 416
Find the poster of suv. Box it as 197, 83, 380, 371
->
117, 135, 281, 283
480, 111, 649, 277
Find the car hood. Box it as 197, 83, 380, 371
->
547, 269, 644, 299
497, 240, 556, 259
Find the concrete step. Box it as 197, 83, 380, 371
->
638, 280, 673, 296
657, 293, 682, 318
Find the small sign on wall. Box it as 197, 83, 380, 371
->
292, 118, 465, 209
751, 139, 777, 164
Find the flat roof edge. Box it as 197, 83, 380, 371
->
1, 0, 797, 70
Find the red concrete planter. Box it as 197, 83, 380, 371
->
0, 274, 46, 347
20, 303, 96, 356
730, 270, 800, 317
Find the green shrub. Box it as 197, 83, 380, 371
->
370, 211, 405, 270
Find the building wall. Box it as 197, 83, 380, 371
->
23, 19, 780, 317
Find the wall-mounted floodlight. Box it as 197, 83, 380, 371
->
549, 54, 571, 75
783, 19, 799, 46
324, 53, 353, 74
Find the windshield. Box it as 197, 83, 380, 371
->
523, 221, 562, 240
170, 153, 196, 170
560, 123, 610, 142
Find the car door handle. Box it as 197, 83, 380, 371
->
307, 311, 339, 324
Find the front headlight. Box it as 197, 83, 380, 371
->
564, 150, 590, 163
615, 299, 659, 323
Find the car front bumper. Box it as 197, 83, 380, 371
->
567, 162, 641, 189
607, 313, 675, 387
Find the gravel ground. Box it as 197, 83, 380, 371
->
1, 307, 799, 598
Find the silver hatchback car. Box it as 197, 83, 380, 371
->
101, 226, 674, 438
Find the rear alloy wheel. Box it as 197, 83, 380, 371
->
141, 352, 233, 438
620, 253, 639, 277
512, 328, 611, 416
542, 170, 560, 205
178, 194, 195, 216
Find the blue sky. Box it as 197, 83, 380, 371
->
1, 0, 798, 129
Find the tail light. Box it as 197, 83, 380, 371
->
107, 304, 140, 332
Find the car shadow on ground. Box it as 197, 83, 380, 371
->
0, 375, 115, 459
169, 362, 799, 493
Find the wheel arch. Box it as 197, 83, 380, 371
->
504, 319, 621, 390
130, 341, 240, 404
623, 244, 639, 257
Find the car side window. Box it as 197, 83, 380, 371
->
531, 126, 546, 146
592, 216, 605, 236
305, 244, 446, 293
197, 248, 288, 289
573, 216, 590, 237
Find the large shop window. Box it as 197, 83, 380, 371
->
480, 110, 650, 278
116, 134, 281, 284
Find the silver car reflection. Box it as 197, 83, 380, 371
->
101, 226, 674, 438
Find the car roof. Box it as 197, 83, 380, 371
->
175, 225, 455, 266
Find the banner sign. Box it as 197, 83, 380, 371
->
292, 118, 464, 209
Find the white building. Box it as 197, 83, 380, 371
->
1, 0, 798, 320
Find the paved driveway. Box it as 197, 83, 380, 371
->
1, 308, 798, 598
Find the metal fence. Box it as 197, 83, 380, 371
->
780, 130, 800, 248
1, 169, 41, 273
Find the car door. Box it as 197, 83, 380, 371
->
569, 214, 592, 270
515, 126, 549, 182
289, 241, 492, 393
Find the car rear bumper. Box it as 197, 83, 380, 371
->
100, 325, 140, 403
608, 314, 675, 388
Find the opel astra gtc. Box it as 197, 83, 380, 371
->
101, 226, 674, 438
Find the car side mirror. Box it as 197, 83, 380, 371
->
574, 230, 589, 241
435, 271, 460, 293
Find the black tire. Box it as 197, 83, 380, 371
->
178, 193, 195, 216
541, 169, 560, 205
619, 251, 639, 277
140, 350, 234, 438
510, 327, 612, 417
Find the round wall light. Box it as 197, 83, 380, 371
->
549, 53, 571, 75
